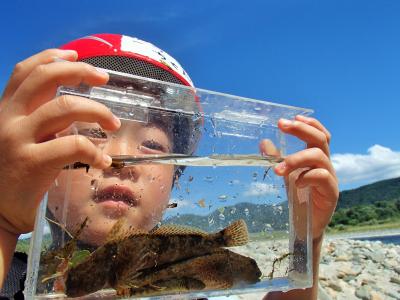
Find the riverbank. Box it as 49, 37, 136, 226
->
325, 227, 400, 241
318, 238, 400, 300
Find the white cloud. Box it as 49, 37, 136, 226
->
332, 144, 400, 185
244, 182, 279, 197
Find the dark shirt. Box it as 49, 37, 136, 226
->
0, 252, 27, 299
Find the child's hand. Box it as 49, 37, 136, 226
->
260, 116, 339, 239
0, 49, 121, 235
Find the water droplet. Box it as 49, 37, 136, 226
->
218, 194, 228, 201
208, 217, 215, 226
204, 176, 213, 182
244, 208, 249, 216
230, 207, 236, 214
218, 213, 225, 221
90, 179, 99, 191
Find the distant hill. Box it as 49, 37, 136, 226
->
166, 177, 400, 232
163, 201, 289, 233
330, 177, 400, 228
337, 177, 400, 209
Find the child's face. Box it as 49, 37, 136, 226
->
48, 119, 175, 245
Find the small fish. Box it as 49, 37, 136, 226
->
120, 249, 261, 296
65, 220, 249, 297
197, 198, 206, 208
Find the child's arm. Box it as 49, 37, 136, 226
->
262, 116, 339, 300
0, 49, 121, 287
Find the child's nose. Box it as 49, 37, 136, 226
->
104, 138, 140, 156
102, 165, 139, 182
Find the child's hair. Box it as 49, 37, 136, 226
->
60, 33, 201, 155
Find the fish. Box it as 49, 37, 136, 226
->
117, 277, 206, 298
65, 219, 249, 297
197, 198, 206, 208
119, 248, 261, 296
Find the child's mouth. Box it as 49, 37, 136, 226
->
93, 185, 138, 208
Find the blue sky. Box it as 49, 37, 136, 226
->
1, 0, 400, 191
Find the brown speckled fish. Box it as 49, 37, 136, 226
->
65, 220, 249, 297
119, 248, 261, 297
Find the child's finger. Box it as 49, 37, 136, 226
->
274, 147, 335, 177
11, 61, 108, 115
259, 139, 280, 156
33, 135, 112, 170
295, 115, 331, 144
2, 49, 77, 102
278, 118, 330, 157
295, 168, 339, 206
27, 95, 120, 143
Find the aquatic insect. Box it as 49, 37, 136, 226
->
267, 252, 292, 280
65, 219, 249, 297
167, 202, 178, 208
263, 167, 271, 181
38, 218, 89, 292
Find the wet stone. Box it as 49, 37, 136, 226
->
394, 266, 400, 275
390, 276, 400, 285
335, 254, 351, 262
328, 281, 343, 292
355, 285, 372, 300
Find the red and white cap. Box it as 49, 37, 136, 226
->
60, 33, 194, 87
60, 33, 200, 156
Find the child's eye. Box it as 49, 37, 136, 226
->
141, 140, 168, 153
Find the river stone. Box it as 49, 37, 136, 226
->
328, 281, 343, 292
335, 254, 351, 262
390, 276, 400, 285
369, 251, 385, 263
370, 291, 384, 300
394, 266, 400, 275
355, 285, 371, 300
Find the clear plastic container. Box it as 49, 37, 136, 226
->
25, 69, 313, 299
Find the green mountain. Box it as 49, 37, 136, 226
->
337, 176, 400, 209
168, 176, 400, 232
330, 176, 400, 228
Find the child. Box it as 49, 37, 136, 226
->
0, 34, 338, 299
